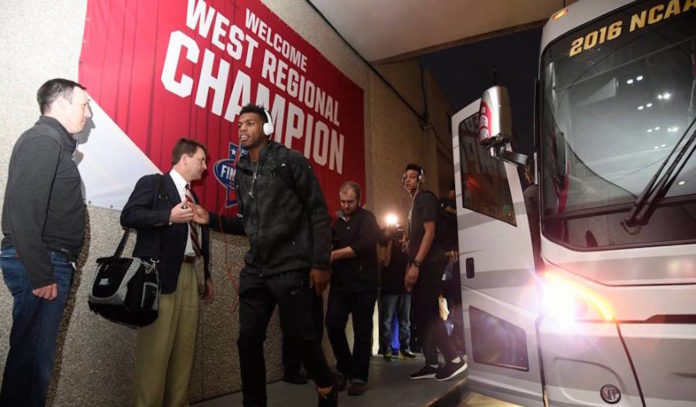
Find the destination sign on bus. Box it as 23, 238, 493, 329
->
569, 0, 695, 57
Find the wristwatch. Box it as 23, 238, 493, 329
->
410, 258, 422, 267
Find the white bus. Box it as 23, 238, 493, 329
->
451, 0, 696, 405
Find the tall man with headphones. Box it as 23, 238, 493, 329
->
193, 104, 337, 406
402, 163, 467, 382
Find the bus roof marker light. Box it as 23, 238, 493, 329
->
552, 8, 568, 20
678, 180, 686, 186
646, 103, 653, 108
637, 105, 644, 110
627, 79, 634, 85
636, 75, 644, 81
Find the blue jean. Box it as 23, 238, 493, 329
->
0, 246, 74, 407
378, 292, 412, 353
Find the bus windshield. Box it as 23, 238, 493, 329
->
539, 1, 696, 249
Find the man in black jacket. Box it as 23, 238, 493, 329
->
121, 138, 212, 407
1, 78, 91, 407
326, 181, 380, 396
193, 104, 336, 406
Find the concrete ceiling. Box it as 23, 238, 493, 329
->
309, 0, 569, 62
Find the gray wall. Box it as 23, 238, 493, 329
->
0, 0, 453, 405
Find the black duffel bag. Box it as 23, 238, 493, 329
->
88, 229, 159, 328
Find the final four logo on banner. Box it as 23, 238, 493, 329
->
213, 143, 247, 208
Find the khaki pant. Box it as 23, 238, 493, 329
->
134, 263, 199, 407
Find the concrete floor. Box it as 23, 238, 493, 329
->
194, 353, 475, 407
457, 393, 520, 407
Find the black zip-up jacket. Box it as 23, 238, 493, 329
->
2, 116, 86, 288
210, 142, 331, 276
331, 207, 380, 292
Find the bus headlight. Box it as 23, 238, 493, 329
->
540, 269, 614, 322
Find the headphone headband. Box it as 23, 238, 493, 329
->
262, 108, 274, 137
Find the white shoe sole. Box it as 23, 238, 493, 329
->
410, 373, 436, 380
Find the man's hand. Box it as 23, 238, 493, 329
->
309, 268, 330, 295
202, 278, 214, 301
191, 204, 210, 225
404, 264, 419, 292
169, 202, 194, 224
32, 283, 58, 300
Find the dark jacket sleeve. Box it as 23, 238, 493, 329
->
288, 151, 331, 270
120, 174, 171, 230
6, 136, 61, 288
350, 211, 379, 259
209, 212, 245, 235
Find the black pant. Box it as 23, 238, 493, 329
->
325, 289, 378, 383
238, 270, 332, 407
412, 259, 458, 366
282, 293, 324, 375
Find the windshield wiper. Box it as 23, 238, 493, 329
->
623, 117, 696, 227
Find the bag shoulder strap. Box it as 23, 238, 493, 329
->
114, 173, 167, 259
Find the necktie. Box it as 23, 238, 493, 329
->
185, 185, 202, 257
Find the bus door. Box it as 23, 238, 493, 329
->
451, 99, 544, 405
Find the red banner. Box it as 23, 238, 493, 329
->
79, 0, 364, 215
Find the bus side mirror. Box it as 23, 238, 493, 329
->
479, 85, 512, 148
479, 86, 528, 167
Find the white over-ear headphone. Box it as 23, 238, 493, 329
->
262, 108, 274, 137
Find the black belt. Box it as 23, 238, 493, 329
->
182, 255, 198, 263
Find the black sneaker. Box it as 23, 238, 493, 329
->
435, 360, 467, 381
400, 350, 416, 359
383, 351, 392, 362
409, 365, 439, 380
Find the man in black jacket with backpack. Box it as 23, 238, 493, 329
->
194, 104, 336, 407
